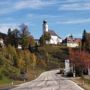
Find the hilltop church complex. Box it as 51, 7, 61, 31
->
42, 20, 81, 47
42, 20, 62, 45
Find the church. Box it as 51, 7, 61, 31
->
42, 20, 62, 45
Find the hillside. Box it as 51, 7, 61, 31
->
0, 44, 69, 89
38, 45, 69, 70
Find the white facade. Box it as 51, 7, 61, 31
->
57, 37, 62, 44
0, 39, 4, 45
0, 39, 4, 47
49, 36, 62, 45
67, 43, 79, 48
18, 45, 22, 49
63, 35, 81, 48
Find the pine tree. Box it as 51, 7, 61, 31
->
82, 29, 87, 50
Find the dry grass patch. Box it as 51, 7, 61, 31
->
72, 77, 90, 90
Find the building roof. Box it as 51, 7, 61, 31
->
63, 36, 81, 43
49, 30, 57, 36
48, 30, 61, 39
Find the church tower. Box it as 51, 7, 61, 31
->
43, 20, 48, 34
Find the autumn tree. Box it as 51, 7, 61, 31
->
0, 45, 20, 79
69, 50, 90, 76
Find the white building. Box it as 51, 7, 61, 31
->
63, 35, 81, 48
18, 44, 22, 49
43, 20, 62, 45
0, 38, 4, 47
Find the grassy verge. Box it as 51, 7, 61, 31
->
0, 66, 46, 89
72, 76, 90, 90
27, 67, 46, 81
0, 77, 11, 88
0, 76, 24, 89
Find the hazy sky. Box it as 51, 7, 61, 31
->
0, 0, 90, 39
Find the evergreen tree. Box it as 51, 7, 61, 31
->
85, 33, 90, 52
7, 28, 20, 47
44, 32, 51, 43
82, 29, 87, 50
39, 35, 46, 46
12, 29, 20, 47
7, 28, 12, 45
39, 32, 51, 46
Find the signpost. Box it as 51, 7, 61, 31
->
64, 59, 70, 76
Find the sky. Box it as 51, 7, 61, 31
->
0, 0, 90, 39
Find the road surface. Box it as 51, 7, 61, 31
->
11, 70, 84, 90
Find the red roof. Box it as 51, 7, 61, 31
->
63, 37, 81, 43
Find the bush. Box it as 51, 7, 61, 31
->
66, 71, 73, 77
1, 65, 20, 80
56, 70, 64, 74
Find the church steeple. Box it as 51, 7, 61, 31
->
43, 20, 48, 34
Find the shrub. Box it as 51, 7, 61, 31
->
66, 71, 73, 77
1, 65, 20, 80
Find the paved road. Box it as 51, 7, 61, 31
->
11, 70, 84, 90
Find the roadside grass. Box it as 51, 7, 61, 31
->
0, 76, 24, 89
0, 76, 12, 84
83, 78, 90, 84
0, 66, 45, 89
72, 76, 90, 90
27, 66, 46, 81
0, 76, 12, 88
